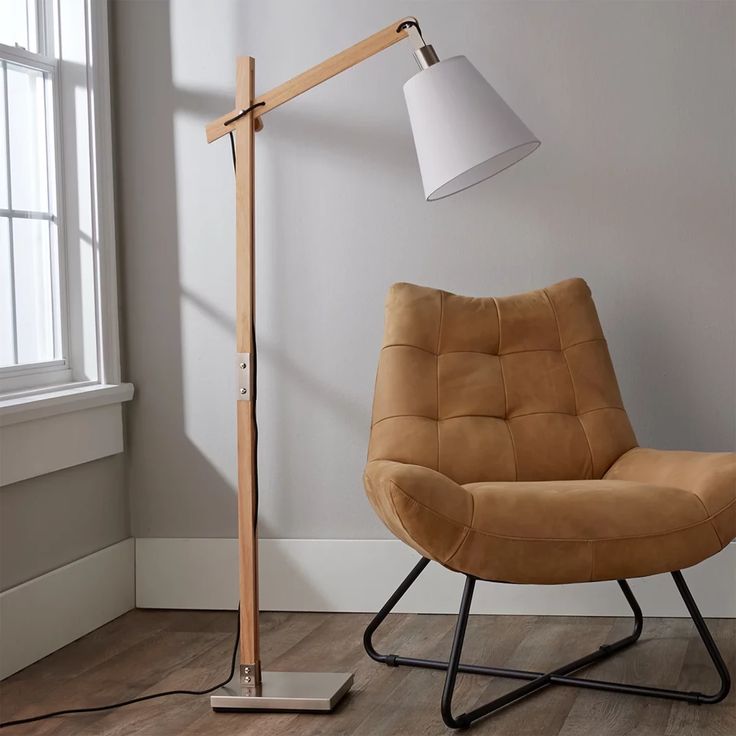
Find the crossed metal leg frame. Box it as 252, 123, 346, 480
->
363, 557, 731, 729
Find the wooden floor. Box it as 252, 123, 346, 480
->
0, 610, 733, 735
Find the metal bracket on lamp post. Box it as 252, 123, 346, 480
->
237, 353, 251, 400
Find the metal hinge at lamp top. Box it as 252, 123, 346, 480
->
237, 353, 251, 400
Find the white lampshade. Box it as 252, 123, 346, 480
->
404, 55, 540, 201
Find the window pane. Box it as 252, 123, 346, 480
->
7, 61, 49, 212
0, 217, 15, 366
0, 0, 38, 53
12, 217, 55, 365
0, 64, 7, 208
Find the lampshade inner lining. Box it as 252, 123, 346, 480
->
427, 140, 540, 201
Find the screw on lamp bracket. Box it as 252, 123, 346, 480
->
237, 353, 251, 401
240, 662, 262, 689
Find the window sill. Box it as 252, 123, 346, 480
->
0, 382, 134, 427
0, 382, 134, 486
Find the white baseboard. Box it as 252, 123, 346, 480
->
136, 538, 736, 617
0, 538, 135, 679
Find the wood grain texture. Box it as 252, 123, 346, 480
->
234, 56, 259, 675
205, 18, 413, 143
234, 56, 255, 357
1, 610, 733, 735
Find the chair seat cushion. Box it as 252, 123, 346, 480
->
605, 448, 736, 550
364, 452, 735, 584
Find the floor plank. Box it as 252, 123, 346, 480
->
558, 618, 691, 736
0, 610, 733, 735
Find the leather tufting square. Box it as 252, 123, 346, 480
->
501, 350, 576, 417
383, 282, 441, 353
438, 352, 505, 419
508, 413, 593, 480
373, 345, 437, 423
496, 289, 560, 354
439, 292, 499, 354
566, 339, 624, 413
545, 279, 605, 348
439, 416, 516, 483
368, 415, 438, 470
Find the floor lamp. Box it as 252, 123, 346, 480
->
204, 16, 539, 712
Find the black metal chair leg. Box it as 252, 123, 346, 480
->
616, 578, 644, 642
671, 570, 731, 703
364, 558, 643, 681
362, 557, 732, 729
439, 576, 644, 728
441, 576, 476, 728
363, 556, 430, 666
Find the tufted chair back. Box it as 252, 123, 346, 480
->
368, 278, 637, 483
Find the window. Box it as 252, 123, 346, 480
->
0, 0, 132, 485
0, 0, 128, 398
1, 3, 67, 387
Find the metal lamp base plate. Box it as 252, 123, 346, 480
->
211, 670, 354, 712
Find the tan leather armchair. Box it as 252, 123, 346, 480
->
362, 278, 734, 729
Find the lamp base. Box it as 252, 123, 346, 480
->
211, 670, 354, 712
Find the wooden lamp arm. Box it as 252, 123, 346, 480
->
205, 17, 418, 143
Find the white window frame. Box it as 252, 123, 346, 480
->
0, 0, 133, 485
0, 38, 70, 390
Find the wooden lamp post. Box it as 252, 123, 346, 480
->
204, 16, 539, 712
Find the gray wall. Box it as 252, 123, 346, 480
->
113, 0, 736, 542
0, 455, 129, 591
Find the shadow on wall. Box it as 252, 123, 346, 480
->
113, 1, 379, 565
113, 2, 252, 548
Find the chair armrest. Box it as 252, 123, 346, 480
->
364, 460, 473, 564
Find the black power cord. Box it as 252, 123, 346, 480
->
0, 608, 240, 729
224, 100, 265, 128
1, 106, 263, 731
